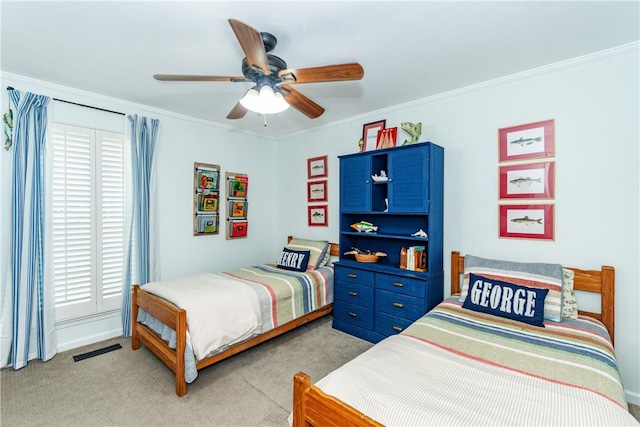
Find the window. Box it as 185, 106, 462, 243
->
49, 123, 129, 321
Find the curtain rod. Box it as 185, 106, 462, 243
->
6, 86, 125, 116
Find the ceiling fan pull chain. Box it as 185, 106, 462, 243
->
263, 114, 268, 127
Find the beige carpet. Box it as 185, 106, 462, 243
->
0, 315, 371, 426
2, 315, 639, 426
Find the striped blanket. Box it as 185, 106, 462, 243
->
403, 298, 627, 408
313, 297, 636, 426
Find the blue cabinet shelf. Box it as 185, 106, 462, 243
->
333, 142, 444, 343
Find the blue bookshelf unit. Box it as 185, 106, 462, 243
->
333, 142, 444, 343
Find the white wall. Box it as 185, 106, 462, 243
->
276, 45, 640, 404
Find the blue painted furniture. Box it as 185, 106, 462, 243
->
333, 142, 444, 343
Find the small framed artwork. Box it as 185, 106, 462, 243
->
376, 127, 398, 150
362, 120, 386, 152
307, 180, 328, 202
308, 205, 328, 227
498, 119, 555, 162
499, 204, 554, 241
307, 155, 328, 179
499, 161, 555, 200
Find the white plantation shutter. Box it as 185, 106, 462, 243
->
50, 123, 127, 321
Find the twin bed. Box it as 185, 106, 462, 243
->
132, 245, 636, 425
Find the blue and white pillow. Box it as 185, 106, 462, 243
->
462, 273, 548, 327
286, 238, 329, 270
276, 247, 310, 272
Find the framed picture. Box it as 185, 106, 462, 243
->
362, 120, 386, 152
308, 205, 328, 227
307, 155, 328, 179
376, 127, 398, 150
499, 161, 555, 200
499, 204, 554, 240
498, 119, 555, 162
307, 180, 328, 202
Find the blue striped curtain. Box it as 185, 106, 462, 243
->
7, 90, 57, 369
122, 114, 160, 337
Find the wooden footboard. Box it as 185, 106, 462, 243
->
132, 284, 333, 397
293, 372, 382, 427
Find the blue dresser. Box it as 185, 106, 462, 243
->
333, 142, 444, 343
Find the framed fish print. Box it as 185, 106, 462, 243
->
499, 204, 554, 241
307, 180, 328, 202
499, 161, 555, 200
307, 155, 328, 179
499, 119, 555, 162
308, 205, 328, 227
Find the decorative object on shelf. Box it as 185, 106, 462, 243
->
399, 246, 427, 272
3, 108, 13, 151
193, 162, 220, 236
499, 119, 555, 162
358, 138, 364, 152
307, 155, 328, 179
411, 229, 428, 238
344, 247, 387, 263
376, 127, 397, 150
308, 205, 328, 226
350, 221, 378, 233
400, 121, 422, 145
307, 180, 328, 202
499, 204, 554, 241
226, 171, 249, 239
371, 170, 388, 182
499, 161, 555, 200
362, 119, 386, 152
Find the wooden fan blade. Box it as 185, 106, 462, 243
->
226, 102, 248, 120
154, 74, 248, 82
278, 63, 364, 84
228, 18, 270, 76
279, 84, 325, 119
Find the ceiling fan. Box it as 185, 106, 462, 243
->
153, 19, 364, 120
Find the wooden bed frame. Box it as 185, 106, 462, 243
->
131, 237, 339, 397
292, 251, 616, 427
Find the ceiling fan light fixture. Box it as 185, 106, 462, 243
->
240, 84, 289, 115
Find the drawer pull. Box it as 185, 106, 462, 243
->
348, 273, 357, 278
392, 325, 403, 332
348, 291, 358, 296
348, 312, 357, 317
392, 282, 404, 287
392, 302, 404, 308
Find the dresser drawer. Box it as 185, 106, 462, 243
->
335, 281, 374, 307
374, 312, 415, 337
376, 273, 426, 298
333, 302, 373, 330
334, 266, 374, 286
375, 289, 425, 320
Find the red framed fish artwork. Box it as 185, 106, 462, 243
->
499, 161, 555, 200
499, 204, 554, 241
308, 205, 328, 227
499, 119, 555, 162
307, 180, 328, 203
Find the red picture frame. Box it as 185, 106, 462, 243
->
499, 204, 554, 240
307, 155, 328, 179
307, 180, 328, 202
499, 161, 555, 200
308, 205, 328, 227
498, 119, 555, 162
362, 120, 386, 152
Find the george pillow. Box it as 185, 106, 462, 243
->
286, 238, 329, 270
562, 268, 578, 320
459, 254, 563, 323
276, 247, 310, 272
463, 273, 548, 327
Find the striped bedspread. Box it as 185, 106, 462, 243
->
314, 297, 637, 426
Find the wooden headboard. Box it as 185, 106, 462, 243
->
450, 251, 616, 344
287, 236, 339, 257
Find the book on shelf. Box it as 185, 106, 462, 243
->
229, 220, 248, 238
228, 175, 249, 198
198, 169, 219, 190
197, 213, 218, 233
229, 200, 248, 218
200, 191, 219, 211
400, 246, 427, 272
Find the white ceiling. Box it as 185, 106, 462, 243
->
2, 1, 638, 138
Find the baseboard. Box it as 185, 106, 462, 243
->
56, 310, 122, 353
